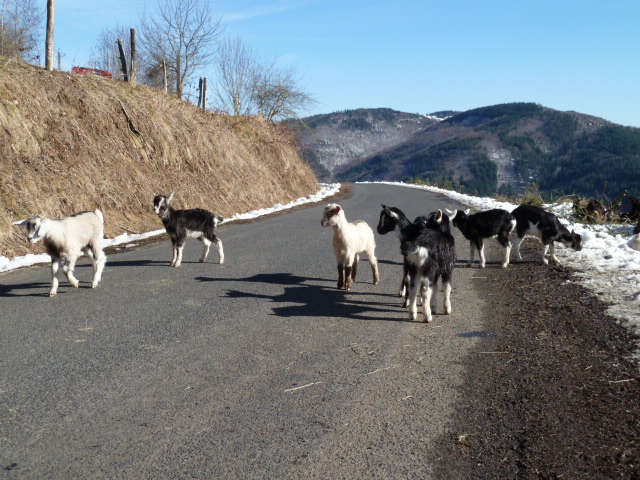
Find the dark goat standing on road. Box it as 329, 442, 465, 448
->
153, 192, 224, 267
377, 205, 455, 306
399, 210, 456, 323
511, 204, 582, 265
452, 208, 516, 269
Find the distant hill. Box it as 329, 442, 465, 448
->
286, 108, 450, 179
293, 103, 640, 199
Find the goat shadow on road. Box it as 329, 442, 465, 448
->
195, 272, 410, 322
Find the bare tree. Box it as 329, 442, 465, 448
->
253, 62, 317, 121
213, 36, 316, 120
212, 36, 257, 116
140, 0, 222, 99
0, 0, 41, 62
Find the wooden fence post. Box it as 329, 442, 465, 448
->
202, 78, 207, 110
162, 59, 168, 92
117, 38, 129, 82
129, 29, 137, 86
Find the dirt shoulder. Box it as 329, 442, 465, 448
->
430, 244, 640, 479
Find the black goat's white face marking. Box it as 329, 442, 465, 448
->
153, 195, 169, 217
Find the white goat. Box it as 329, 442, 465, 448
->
321, 203, 380, 290
13, 210, 106, 296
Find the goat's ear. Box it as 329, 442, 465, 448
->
335, 205, 341, 213
167, 192, 175, 203
464, 209, 470, 215
13, 219, 28, 226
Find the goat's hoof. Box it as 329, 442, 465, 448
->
219, 260, 225, 265
49, 292, 57, 297
198, 259, 205, 263
423, 317, 433, 323
91, 284, 99, 289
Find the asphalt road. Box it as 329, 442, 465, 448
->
0, 183, 497, 479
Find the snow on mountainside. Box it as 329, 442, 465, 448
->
287, 108, 449, 179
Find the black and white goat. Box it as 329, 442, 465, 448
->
511, 204, 582, 265
321, 203, 380, 290
400, 213, 456, 322
377, 205, 455, 303
153, 192, 224, 267
450, 208, 516, 268
13, 210, 106, 296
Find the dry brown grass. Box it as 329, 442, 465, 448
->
0, 58, 318, 258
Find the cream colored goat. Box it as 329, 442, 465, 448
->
321, 203, 380, 290
13, 210, 106, 296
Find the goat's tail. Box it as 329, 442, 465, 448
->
93, 209, 104, 224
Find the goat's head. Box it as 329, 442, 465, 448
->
568, 230, 583, 251
424, 209, 453, 233
321, 203, 342, 227
377, 204, 401, 235
153, 192, 175, 218
451, 209, 470, 229
13, 216, 50, 243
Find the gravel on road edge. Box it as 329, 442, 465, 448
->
429, 244, 640, 479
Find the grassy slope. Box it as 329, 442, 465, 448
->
0, 59, 318, 258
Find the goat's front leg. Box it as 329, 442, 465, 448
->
172, 239, 185, 267
215, 238, 224, 264
170, 240, 179, 267
49, 258, 60, 297
443, 280, 452, 315
541, 244, 551, 265
477, 240, 486, 269
63, 255, 80, 289
350, 254, 359, 284
549, 242, 560, 264
199, 237, 211, 263
337, 263, 345, 289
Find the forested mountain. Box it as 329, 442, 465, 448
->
293, 103, 640, 199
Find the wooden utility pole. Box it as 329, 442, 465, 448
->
117, 38, 129, 82
129, 29, 137, 86
176, 53, 182, 99
162, 59, 168, 93
202, 78, 207, 110
45, 0, 55, 71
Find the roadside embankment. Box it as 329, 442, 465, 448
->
0, 59, 318, 258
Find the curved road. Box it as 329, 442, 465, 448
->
1, 183, 494, 479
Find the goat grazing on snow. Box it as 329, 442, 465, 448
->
511, 204, 582, 265
321, 203, 380, 290
400, 212, 456, 322
153, 192, 224, 267
451, 208, 516, 269
377, 205, 456, 304
13, 210, 107, 296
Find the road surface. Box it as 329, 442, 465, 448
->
1, 183, 498, 479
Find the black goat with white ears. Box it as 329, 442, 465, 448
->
153, 192, 224, 267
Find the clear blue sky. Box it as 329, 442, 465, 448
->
54, 0, 640, 127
